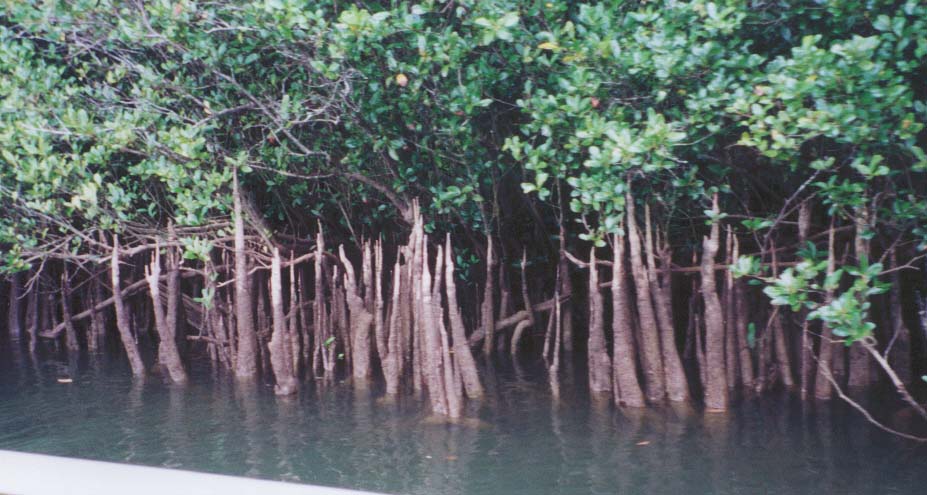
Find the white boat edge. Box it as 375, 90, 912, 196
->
0, 450, 387, 495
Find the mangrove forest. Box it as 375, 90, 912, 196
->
1, 0, 926, 493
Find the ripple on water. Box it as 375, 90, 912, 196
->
0, 352, 926, 495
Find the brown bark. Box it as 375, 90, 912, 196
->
814, 224, 838, 399
848, 203, 872, 388
313, 228, 327, 377
770, 249, 795, 388
269, 247, 297, 395
701, 194, 728, 411
362, 242, 374, 312
256, 275, 271, 375
648, 223, 688, 401
26, 275, 38, 353
398, 246, 414, 389
205, 259, 232, 370
542, 297, 555, 367
558, 242, 574, 353
798, 201, 813, 399
732, 235, 755, 389
331, 265, 347, 372
288, 256, 302, 376
445, 235, 483, 399
510, 320, 530, 358
60, 272, 79, 352
384, 257, 403, 395
625, 187, 666, 402
88, 278, 106, 351
755, 308, 773, 393
166, 238, 182, 358
418, 237, 449, 416
863, 339, 927, 421
410, 212, 424, 394
887, 248, 912, 384
373, 241, 387, 367
611, 233, 645, 407
498, 265, 512, 322
733, 283, 754, 390
145, 246, 187, 383
724, 229, 738, 389
46, 293, 57, 351
511, 251, 534, 356
695, 312, 707, 389
772, 313, 795, 388
233, 171, 258, 379
111, 236, 145, 376
549, 270, 563, 387
468, 296, 565, 343
7, 272, 23, 341
481, 236, 496, 357
434, 244, 463, 418
340, 245, 374, 381
587, 247, 612, 395
298, 268, 312, 369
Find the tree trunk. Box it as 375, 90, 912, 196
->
384, 257, 403, 395
434, 244, 463, 418
612, 232, 645, 407
511, 251, 534, 356
418, 237, 449, 416
848, 203, 872, 388
256, 275, 271, 375
340, 245, 373, 381
288, 255, 302, 376
732, 235, 755, 390
88, 278, 106, 351
269, 247, 297, 395
887, 248, 912, 384
399, 246, 414, 390
373, 241, 387, 370
701, 194, 728, 411
7, 272, 23, 342
724, 229, 738, 389
772, 313, 795, 387
646, 213, 688, 401
166, 238, 183, 358
444, 235, 483, 398
498, 264, 512, 322
798, 201, 813, 399
770, 248, 795, 388
60, 272, 80, 352
313, 228, 327, 377
233, 172, 258, 378
695, 312, 707, 390
298, 268, 312, 370
205, 259, 232, 370
145, 246, 187, 383
558, 243, 574, 354
331, 266, 347, 373
25, 273, 38, 354
814, 224, 838, 399
481, 236, 496, 357
111, 236, 145, 376
625, 187, 666, 402
587, 247, 612, 395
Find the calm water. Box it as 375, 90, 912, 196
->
0, 347, 925, 495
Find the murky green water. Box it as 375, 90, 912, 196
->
0, 347, 925, 495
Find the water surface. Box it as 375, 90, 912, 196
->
0, 348, 924, 494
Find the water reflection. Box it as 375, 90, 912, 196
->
0, 354, 925, 495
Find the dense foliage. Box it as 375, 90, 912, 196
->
2, 0, 926, 398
